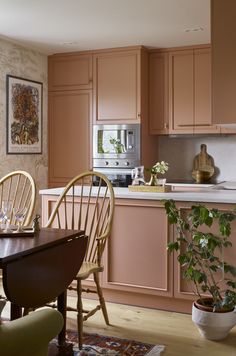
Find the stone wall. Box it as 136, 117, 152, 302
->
0, 37, 48, 217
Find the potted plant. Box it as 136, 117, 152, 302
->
147, 161, 169, 186
164, 199, 236, 340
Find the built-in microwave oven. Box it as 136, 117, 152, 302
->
93, 124, 141, 170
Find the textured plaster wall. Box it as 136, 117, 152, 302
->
158, 135, 236, 183
0, 37, 48, 217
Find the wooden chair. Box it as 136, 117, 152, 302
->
0, 170, 36, 226
0, 170, 36, 302
46, 171, 115, 349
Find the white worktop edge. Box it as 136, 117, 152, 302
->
39, 186, 236, 204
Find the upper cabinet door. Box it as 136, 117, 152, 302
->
93, 50, 141, 123
48, 54, 93, 91
149, 52, 169, 134
194, 48, 220, 134
195, 48, 211, 126
212, 0, 236, 126
169, 50, 194, 133
168, 47, 220, 135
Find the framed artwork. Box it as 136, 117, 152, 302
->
6, 75, 43, 154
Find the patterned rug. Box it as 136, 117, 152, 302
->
51, 330, 165, 355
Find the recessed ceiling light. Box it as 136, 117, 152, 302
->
61, 41, 79, 46
184, 27, 204, 33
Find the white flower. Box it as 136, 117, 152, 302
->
151, 161, 169, 175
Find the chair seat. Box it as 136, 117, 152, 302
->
76, 261, 104, 280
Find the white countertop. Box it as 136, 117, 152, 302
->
39, 182, 236, 204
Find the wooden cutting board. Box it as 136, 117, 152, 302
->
192, 144, 215, 180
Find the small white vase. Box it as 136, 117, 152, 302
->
192, 302, 236, 340
148, 175, 166, 186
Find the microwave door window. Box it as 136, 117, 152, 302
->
97, 130, 127, 154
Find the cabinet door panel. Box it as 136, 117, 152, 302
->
149, 52, 169, 134
103, 200, 173, 297
212, 0, 236, 125
194, 48, 220, 133
168, 47, 220, 134
48, 54, 92, 91
93, 51, 140, 122
169, 50, 194, 132
195, 49, 211, 126
48, 90, 92, 186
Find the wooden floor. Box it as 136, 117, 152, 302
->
2, 296, 236, 355
65, 297, 236, 356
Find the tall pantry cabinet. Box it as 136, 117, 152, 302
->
48, 53, 93, 187
48, 46, 159, 187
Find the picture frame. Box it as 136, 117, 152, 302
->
6, 75, 43, 154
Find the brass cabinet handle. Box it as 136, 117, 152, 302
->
177, 124, 194, 127
177, 124, 211, 127
193, 124, 211, 127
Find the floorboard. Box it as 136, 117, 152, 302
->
66, 297, 236, 356
2, 293, 236, 355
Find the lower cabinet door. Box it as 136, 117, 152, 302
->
173, 203, 236, 300
103, 199, 173, 297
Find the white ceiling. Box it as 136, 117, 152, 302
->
0, 0, 210, 55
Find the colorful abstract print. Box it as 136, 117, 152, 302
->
11, 83, 39, 146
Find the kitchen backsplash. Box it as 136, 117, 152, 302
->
158, 135, 236, 183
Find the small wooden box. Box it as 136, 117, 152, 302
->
128, 185, 172, 193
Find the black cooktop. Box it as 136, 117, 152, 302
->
167, 179, 224, 185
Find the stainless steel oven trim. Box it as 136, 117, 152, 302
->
93, 158, 140, 168
93, 168, 132, 175
93, 124, 141, 160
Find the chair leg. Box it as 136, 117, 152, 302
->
23, 308, 29, 316
77, 279, 83, 350
93, 272, 109, 325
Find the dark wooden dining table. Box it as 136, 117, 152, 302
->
0, 227, 87, 355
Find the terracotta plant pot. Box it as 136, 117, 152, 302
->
192, 300, 236, 340
194, 297, 234, 313
194, 298, 214, 312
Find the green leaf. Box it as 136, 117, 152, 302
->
201, 206, 213, 226
201, 285, 208, 292
178, 254, 190, 265
211, 208, 220, 218
226, 280, 236, 289
223, 240, 232, 248
209, 264, 219, 272
167, 241, 179, 252
224, 263, 236, 276
192, 270, 206, 284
